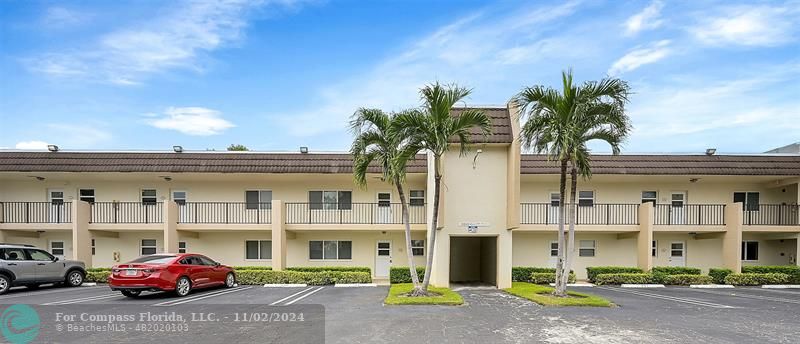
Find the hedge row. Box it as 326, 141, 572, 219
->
709, 268, 733, 284
650, 266, 701, 275
390, 267, 426, 284
741, 266, 800, 284
86, 271, 111, 283
595, 273, 653, 285
236, 270, 371, 285
661, 274, 712, 286
586, 267, 643, 283
724, 273, 790, 286
529, 272, 576, 284
511, 267, 574, 282
286, 266, 371, 274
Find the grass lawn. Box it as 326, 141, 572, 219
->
384, 283, 464, 305
504, 282, 613, 307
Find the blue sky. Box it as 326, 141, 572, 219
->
1, 0, 798, 153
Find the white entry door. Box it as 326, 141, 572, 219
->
548, 192, 560, 224
172, 190, 188, 223
375, 240, 392, 277
548, 241, 559, 268
376, 192, 392, 224
47, 189, 66, 223
670, 192, 686, 225
668, 241, 686, 267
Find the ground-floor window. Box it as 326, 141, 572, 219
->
140, 239, 157, 255
742, 241, 759, 261
549, 241, 559, 257
91, 239, 96, 255
579, 240, 596, 257
309, 240, 352, 260
652, 240, 657, 257
178, 241, 187, 254
50, 241, 65, 257
411, 240, 425, 256
245, 240, 271, 260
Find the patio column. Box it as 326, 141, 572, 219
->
271, 200, 286, 271
72, 201, 92, 267
0, 229, 6, 243
722, 202, 743, 273
163, 201, 179, 253
637, 202, 654, 272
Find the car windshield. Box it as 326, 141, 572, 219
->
128, 255, 176, 264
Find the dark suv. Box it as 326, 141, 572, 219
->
0, 243, 86, 294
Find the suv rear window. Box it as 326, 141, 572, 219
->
129, 255, 176, 264
2, 248, 26, 261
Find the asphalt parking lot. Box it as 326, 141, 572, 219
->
2, 284, 800, 343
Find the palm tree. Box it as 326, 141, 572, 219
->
513, 70, 631, 296
393, 82, 492, 295
350, 108, 421, 288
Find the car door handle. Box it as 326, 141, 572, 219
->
7, 263, 17, 266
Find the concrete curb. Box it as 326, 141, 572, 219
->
81, 282, 98, 287
621, 284, 665, 288
762, 285, 800, 289
549, 283, 595, 287
690, 284, 734, 289
334, 283, 377, 287
263, 284, 307, 288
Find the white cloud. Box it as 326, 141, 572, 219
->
41, 7, 89, 28
147, 107, 235, 136
624, 1, 664, 36
691, 5, 798, 47
15, 141, 50, 150
608, 40, 670, 75
28, 0, 306, 85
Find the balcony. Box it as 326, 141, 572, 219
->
178, 202, 271, 224
653, 204, 725, 226
743, 204, 800, 226
286, 202, 426, 225
90, 202, 163, 224
520, 203, 639, 225
0, 202, 72, 223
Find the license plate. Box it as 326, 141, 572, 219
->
125, 269, 137, 276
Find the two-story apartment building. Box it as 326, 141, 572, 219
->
1, 105, 799, 288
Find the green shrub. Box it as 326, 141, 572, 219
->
390, 267, 425, 284
724, 273, 790, 286
529, 272, 576, 284
86, 267, 113, 272
650, 266, 701, 275
235, 270, 371, 285
512, 267, 574, 282
86, 271, 111, 283
287, 266, 371, 274
586, 267, 643, 283
233, 266, 272, 271
662, 274, 712, 285
708, 268, 733, 284
742, 266, 800, 284
594, 273, 653, 285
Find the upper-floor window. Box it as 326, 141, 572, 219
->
141, 189, 157, 205
409, 190, 425, 206
245, 190, 272, 210
578, 191, 594, 207
549, 192, 560, 207
309, 191, 351, 210
79, 189, 95, 203
733, 192, 760, 211
641, 191, 657, 205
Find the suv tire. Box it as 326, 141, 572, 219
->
0, 275, 10, 295
65, 270, 85, 287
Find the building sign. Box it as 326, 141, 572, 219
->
459, 222, 489, 233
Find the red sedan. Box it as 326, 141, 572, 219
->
109, 253, 235, 297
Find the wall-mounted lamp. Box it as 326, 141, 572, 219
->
47, 144, 59, 152
162, 176, 172, 182
300, 146, 309, 154
472, 149, 483, 169
28, 175, 45, 181
173, 145, 183, 153
689, 178, 700, 183
705, 148, 716, 156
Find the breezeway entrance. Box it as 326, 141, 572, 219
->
449, 236, 497, 286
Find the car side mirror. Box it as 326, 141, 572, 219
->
214, 262, 221, 267
52, 257, 59, 262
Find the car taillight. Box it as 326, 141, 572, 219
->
112, 268, 120, 274
142, 267, 163, 275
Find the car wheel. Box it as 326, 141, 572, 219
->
225, 273, 235, 288
121, 290, 141, 298
175, 277, 192, 297
66, 270, 84, 287
0, 275, 10, 295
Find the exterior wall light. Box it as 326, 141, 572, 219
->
47, 144, 59, 152
173, 146, 183, 153
705, 148, 716, 156
300, 146, 309, 154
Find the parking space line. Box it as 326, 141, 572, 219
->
1, 286, 105, 300
269, 287, 314, 305
284, 287, 323, 305
42, 293, 121, 305
153, 287, 253, 307
689, 288, 800, 305
595, 287, 737, 308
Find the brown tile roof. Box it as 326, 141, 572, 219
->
450, 107, 513, 144
521, 154, 800, 176
0, 152, 428, 174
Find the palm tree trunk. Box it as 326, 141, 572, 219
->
419, 157, 442, 294
395, 178, 420, 288
554, 159, 568, 296
561, 166, 578, 288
